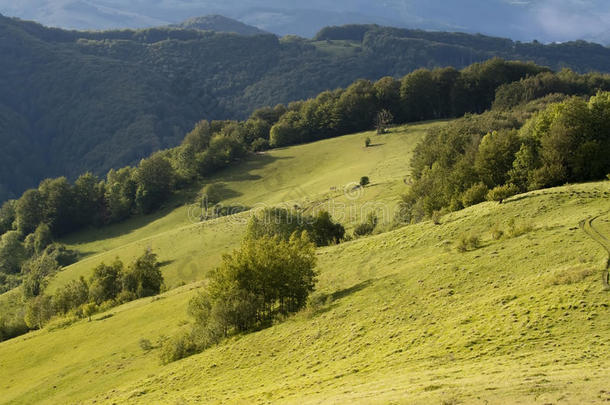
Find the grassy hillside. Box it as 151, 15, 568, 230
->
0, 182, 607, 404
50, 122, 431, 291
0, 119, 608, 404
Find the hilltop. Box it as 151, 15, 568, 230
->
0, 120, 607, 403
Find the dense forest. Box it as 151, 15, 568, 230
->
4, 16, 610, 200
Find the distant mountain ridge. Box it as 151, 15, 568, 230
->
1, 0, 610, 44
169, 15, 268, 36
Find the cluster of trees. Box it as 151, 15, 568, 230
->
266, 59, 548, 147
160, 229, 319, 363
401, 92, 610, 221
493, 69, 610, 110
245, 208, 345, 246
1, 58, 550, 293
24, 250, 163, 331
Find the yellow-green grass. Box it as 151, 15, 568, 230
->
0, 181, 608, 404
45, 123, 432, 292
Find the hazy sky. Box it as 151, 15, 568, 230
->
0, 0, 609, 43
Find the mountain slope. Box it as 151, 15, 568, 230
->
3, 15, 610, 201
0, 122, 608, 404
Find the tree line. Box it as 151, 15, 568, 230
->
3, 58, 610, 296
0, 249, 162, 341
401, 92, 610, 221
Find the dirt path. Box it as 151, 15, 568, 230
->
580, 214, 610, 291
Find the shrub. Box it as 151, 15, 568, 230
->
353, 213, 378, 237
461, 183, 489, 207
456, 233, 481, 252
365, 137, 371, 147
486, 183, 520, 202
251, 137, 269, 152
490, 223, 504, 240
24, 294, 54, 329
83, 302, 98, 321
122, 250, 163, 298
246, 208, 344, 247
507, 219, 534, 237
139, 338, 153, 352
159, 331, 199, 364
431, 210, 442, 225
359, 176, 370, 187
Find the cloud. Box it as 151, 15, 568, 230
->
530, 0, 610, 41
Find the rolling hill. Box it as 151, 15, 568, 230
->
0, 121, 608, 404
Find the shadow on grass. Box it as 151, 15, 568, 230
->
60, 153, 287, 248
331, 280, 373, 301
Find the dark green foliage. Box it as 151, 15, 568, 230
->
0, 231, 26, 275
0, 200, 16, 235
24, 294, 54, 330
461, 183, 489, 207
202, 233, 315, 331
251, 137, 270, 152
246, 208, 344, 247
15, 190, 44, 235
354, 213, 378, 237
52, 277, 89, 315
134, 154, 175, 214
487, 184, 520, 202
402, 91, 610, 221
122, 250, 163, 299
21, 254, 59, 298
0, 314, 28, 342
162, 232, 317, 363
4, 17, 610, 203
88, 259, 124, 304
359, 176, 370, 187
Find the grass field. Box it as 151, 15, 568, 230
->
0, 122, 608, 404
48, 123, 432, 291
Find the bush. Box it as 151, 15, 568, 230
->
431, 210, 442, 225
507, 219, 535, 238
139, 338, 154, 352
456, 233, 481, 252
490, 223, 504, 240
159, 331, 200, 364
353, 213, 378, 237
359, 176, 370, 187
246, 208, 344, 247
251, 137, 269, 152
486, 183, 520, 202
122, 250, 163, 298
365, 137, 371, 147
461, 183, 489, 207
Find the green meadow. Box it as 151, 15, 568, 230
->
0, 121, 608, 404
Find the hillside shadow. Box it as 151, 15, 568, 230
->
331, 280, 373, 301
211, 153, 292, 183
61, 152, 289, 249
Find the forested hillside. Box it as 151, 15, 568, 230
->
3, 16, 610, 201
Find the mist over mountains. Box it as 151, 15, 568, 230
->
1, 0, 609, 44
